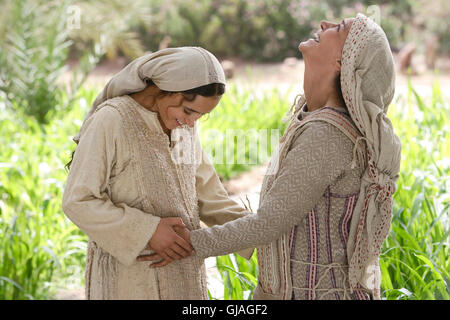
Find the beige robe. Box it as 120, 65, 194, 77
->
62, 95, 252, 300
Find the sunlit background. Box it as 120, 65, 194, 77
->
0, 0, 448, 300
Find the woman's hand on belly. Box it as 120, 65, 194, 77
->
137, 217, 193, 267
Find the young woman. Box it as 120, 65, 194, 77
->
146, 14, 402, 300
62, 47, 253, 300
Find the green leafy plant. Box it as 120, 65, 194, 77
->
199, 85, 291, 180
0, 0, 103, 125
379, 80, 449, 300
0, 88, 97, 299
215, 254, 258, 300
0, 81, 447, 300
68, 0, 151, 60
209, 81, 449, 300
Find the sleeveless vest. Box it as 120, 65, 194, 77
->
86, 97, 208, 299
254, 101, 365, 300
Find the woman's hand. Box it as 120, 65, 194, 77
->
138, 217, 193, 266
137, 223, 192, 268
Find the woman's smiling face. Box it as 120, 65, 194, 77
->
156, 93, 221, 131
299, 18, 354, 73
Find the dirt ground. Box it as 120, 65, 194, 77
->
81, 53, 450, 93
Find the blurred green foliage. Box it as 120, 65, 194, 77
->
0, 87, 96, 299
0, 0, 448, 302
0, 0, 70, 124
211, 81, 449, 300
139, 0, 329, 61
198, 85, 291, 180
0, 81, 447, 300
84, 0, 450, 60
0, 0, 103, 125
0, 0, 448, 124
67, 0, 152, 60
2, 0, 446, 64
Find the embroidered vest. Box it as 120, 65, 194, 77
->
254, 103, 364, 300
87, 97, 208, 300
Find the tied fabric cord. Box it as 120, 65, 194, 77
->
291, 261, 350, 300
340, 14, 401, 299
290, 260, 366, 300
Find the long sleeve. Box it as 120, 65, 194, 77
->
190, 121, 354, 258
62, 106, 161, 267
196, 149, 250, 226
194, 128, 254, 259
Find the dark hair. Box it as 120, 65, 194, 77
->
145, 79, 225, 101
337, 74, 341, 93
65, 81, 225, 171
336, 73, 348, 110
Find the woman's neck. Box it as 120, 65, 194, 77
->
130, 89, 171, 137
304, 82, 346, 112
158, 115, 171, 137
129, 86, 159, 112
303, 65, 346, 112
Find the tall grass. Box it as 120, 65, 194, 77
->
0, 89, 95, 299
198, 85, 290, 180
210, 81, 449, 300
379, 80, 449, 300
0, 82, 447, 300
214, 254, 258, 300
0, 85, 285, 299
0, 0, 103, 125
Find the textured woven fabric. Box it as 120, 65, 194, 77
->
73, 47, 225, 144
190, 14, 400, 300
340, 14, 401, 299
62, 95, 251, 299
190, 103, 370, 299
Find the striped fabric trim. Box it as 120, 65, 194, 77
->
257, 105, 365, 299
289, 226, 297, 252
289, 226, 299, 300
338, 194, 370, 300
280, 234, 290, 300
354, 287, 371, 300
339, 194, 357, 254
324, 187, 340, 300
257, 246, 273, 294
305, 206, 319, 299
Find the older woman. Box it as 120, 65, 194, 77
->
62, 47, 253, 300
144, 14, 401, 300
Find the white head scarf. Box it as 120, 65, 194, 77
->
73, 46, 226, 143
341, 14, 402, 299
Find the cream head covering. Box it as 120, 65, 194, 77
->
73, 46, 226, 143
341, 14, 401, 299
